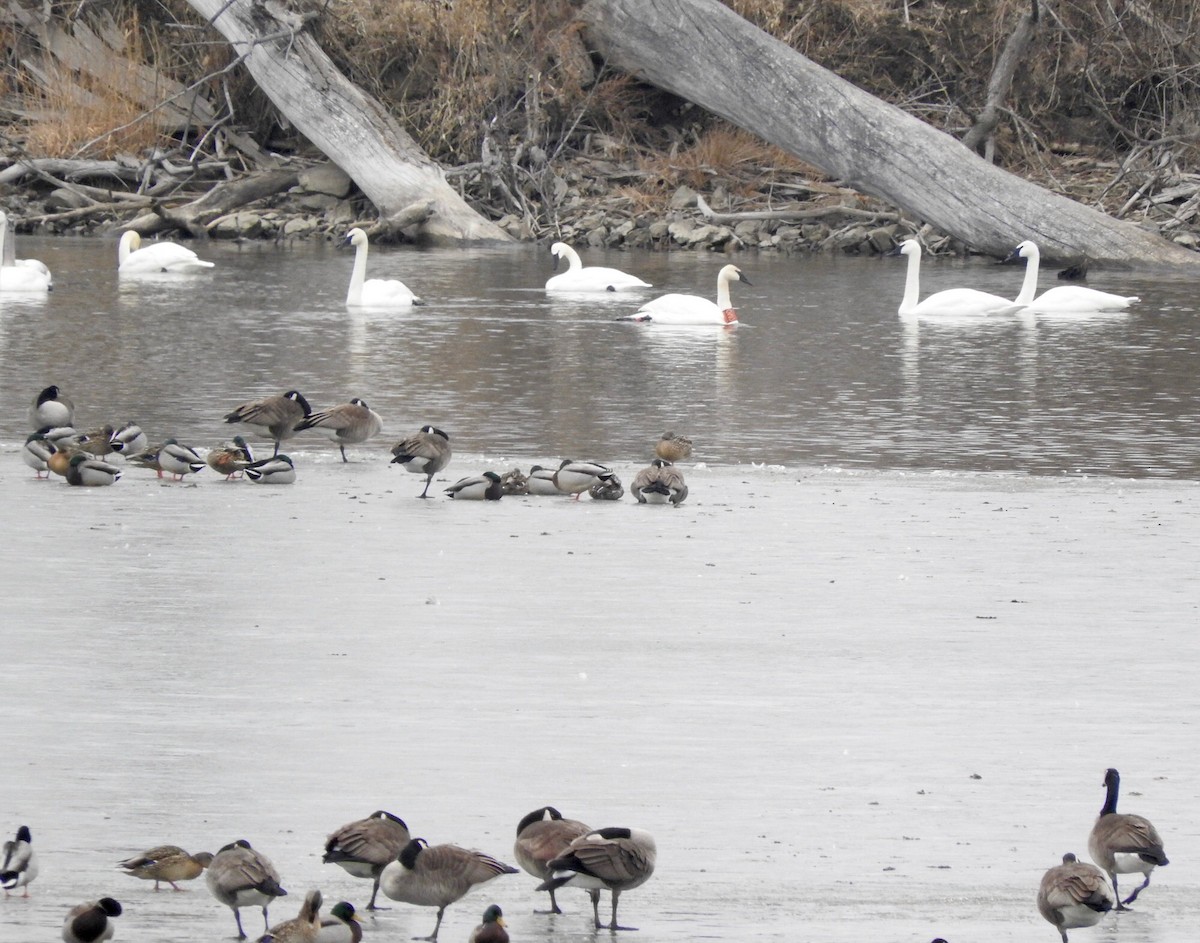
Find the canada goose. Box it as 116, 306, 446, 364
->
468, 904, 508, 943
29, 385, 74, 429
654, 431, 693, 462
1, 825, 38, 896
118, 845, 213, 891
343, 228, 422, 307
316, 901, 362, 943
108, 422, 148, 457
322, 810, 410, 911
66, 454, 123, 487
260, 889, 322, 943
619, 265, 749, 325
1008, 241, 1139, 313
537, 827, 656, 931
444, 471, 503, 500
390, 426, 451, 498
513, 807, 593, 914
207, 436, 255, 479
245, 454, 297, 485
224, 391, 312, 456
1036, 853, 1114, 942
545, 242, 651, 292
158, 439, 206, 480
378, 838, 518, 941
205, 839, 288, 940
552, 460, 617, 499
294, 397, 384, 462
61, 897, 122, 943
118, 230, 214, 275
631, 459, 688, 506
22, 432, 56, 478
896, 239, 1026, 317
1087, 767, 1168, 909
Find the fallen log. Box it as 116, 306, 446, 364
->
121, 168, 302, 236
578, 0, 1200, 268
184, 0, 511, 244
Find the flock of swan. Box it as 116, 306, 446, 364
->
0, 211, 1140, 321
2, 808, 656, 943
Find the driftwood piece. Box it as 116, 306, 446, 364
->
696, 193, 900, 225
579, 0, 1200, 268
184, 0, 511, 244
0, 158, 142, 187
121, 168, 302, 235
962, 0, 1039, 159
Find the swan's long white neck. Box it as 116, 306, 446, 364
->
716, 271, 734, 309
1016, 245, 1040, 304
347, 239, 368, 305
561, 245, 583, 272
119, 232, 139, 265
0, 212, 8, 266
900, 247, 922, 314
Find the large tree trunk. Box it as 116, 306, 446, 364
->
186, 0, 510, 244
578, 0, 1200, 269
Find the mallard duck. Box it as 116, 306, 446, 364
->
552, 460, 618, 499
224, 391, 312, 456
259, 889, 322, 943
538, 827, 656, 931
499, 468, 528, 495
525, 465, 560, 496
545, 242, 651, 292
205, 839, 288, 940
379, 838, 518, 942
1, 825, 38, 897
444, 471, 503, 500
468, 904, 508, 943
654, 431, 692, 463
66, 454, 122, 487
108, 422, 148, 457
316, 901, 362, 943
158, 439, 206, 480
245, 454, 296, 484
1036, 853, 1114, 942
207, 436, 255, 479
118, 845, 213, 891
28, 385, 74, 429
513, 807, 593, 914
47, 446, 81, 479
22, 432, 57, 478
118, 230, 214, 275
1088, 768, 1168, 909
390, 426, 451, 498
631, 459, 688, 506
70, 425, 117, 459
61, 897, 122, 943
322, 810, 410, 911
294, 397, 384, 462
588, 474, 624, 501
123, 444, 166, 478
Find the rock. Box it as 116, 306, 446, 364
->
211, 212, 264, 238
44, 188, 89, 210
298, 163, 352, 198
283, 216, 318, 236
669, 185, 698, 210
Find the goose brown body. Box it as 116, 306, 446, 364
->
1036, 853, 1114, 942
513, 807, 593, 914
538, 827, 656, 931
322, 811, 410, 910
224, 391, 312, 456
390, 426, 451, 498
206, 840, 288, 939
294, 398, 383, 462
1087, 768, 1168, 909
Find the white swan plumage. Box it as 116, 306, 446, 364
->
118, 230, 215, 275
0, 210, 52, 292
344, 227, 421, 307
545, 242, 651, 292
897, 238, 1025, 317
1010, 240, 1139, 312
619, 264, 750, 325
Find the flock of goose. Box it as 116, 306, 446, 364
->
2, 807, 656, 943
1, 209, 1140, 322
21, 381, 695, 504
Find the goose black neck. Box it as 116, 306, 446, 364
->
1100, 768, 1121, 816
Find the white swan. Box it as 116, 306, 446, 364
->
545, 242, 651, 292
344, 227, 421, 307
897, 239, 1025, 317
619, 264, 750, 325
0, 211, 52, 292
118, 230, 215, 275
1010, 240, 1139, 312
